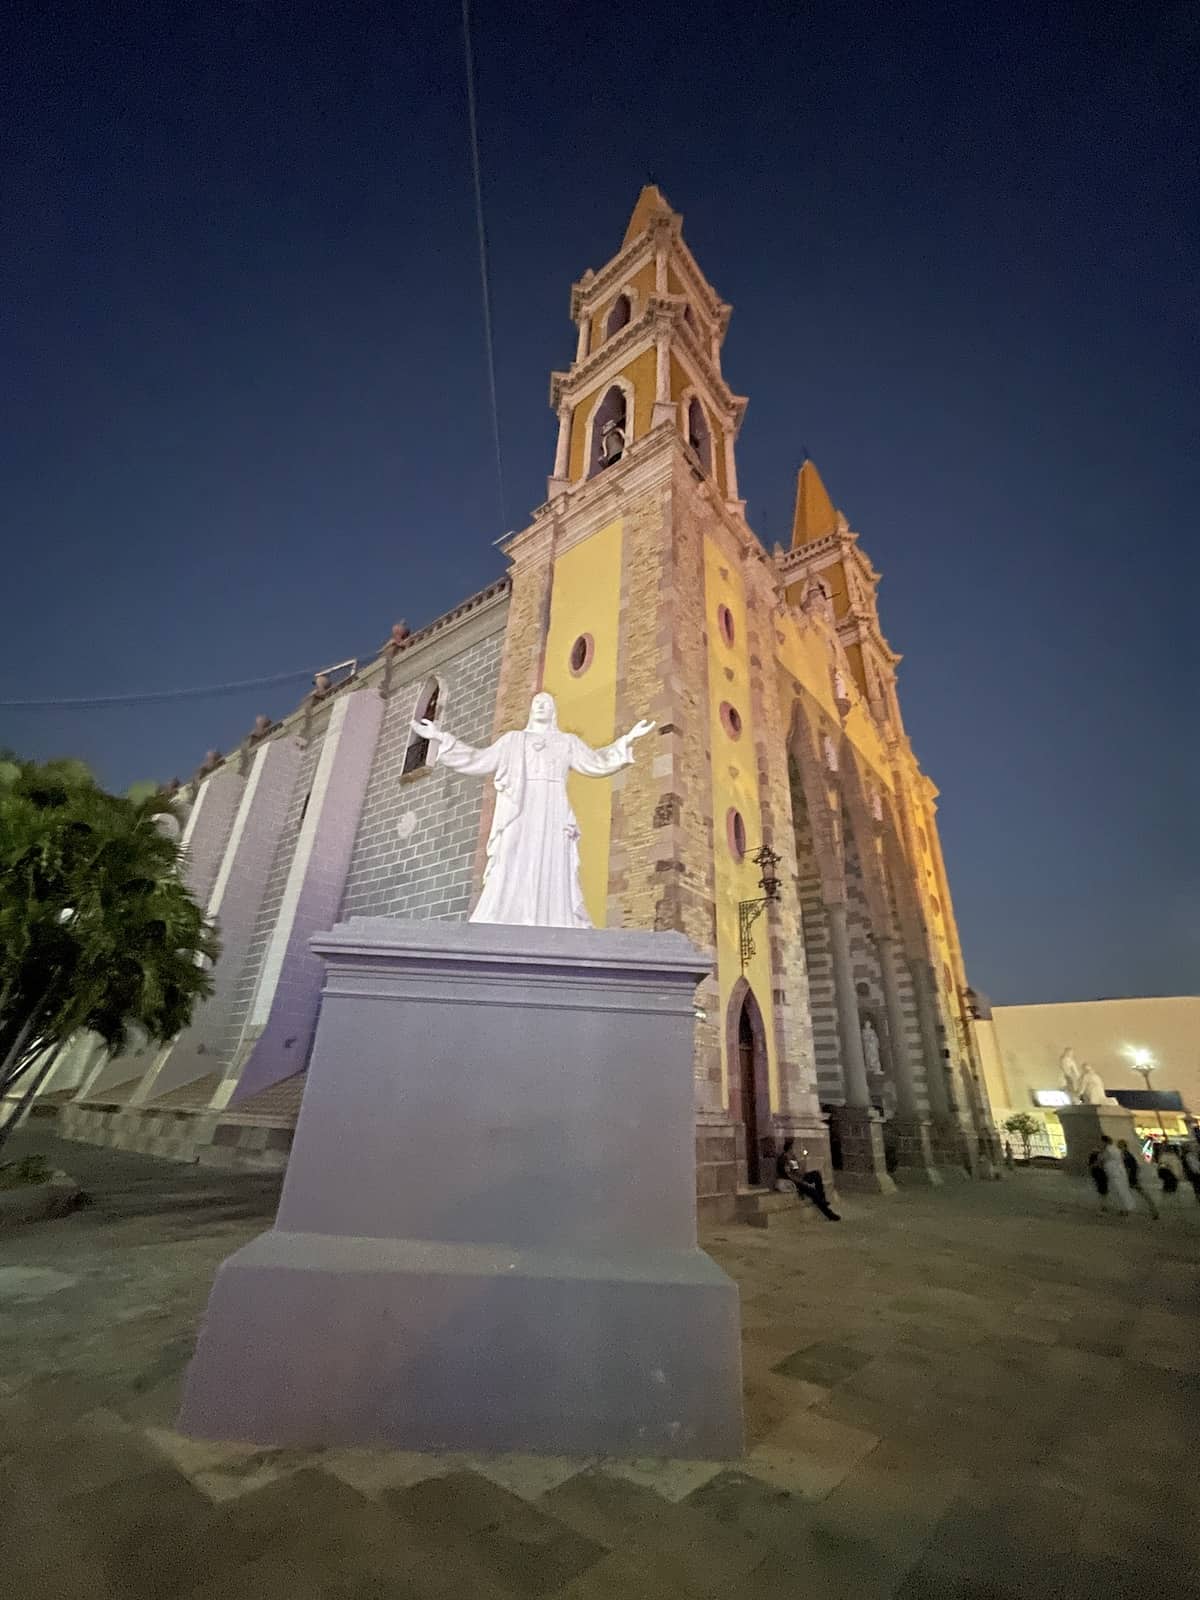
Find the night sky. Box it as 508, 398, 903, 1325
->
3, 1, 1196, 1004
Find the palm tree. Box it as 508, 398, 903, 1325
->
0, 756, 218, 1152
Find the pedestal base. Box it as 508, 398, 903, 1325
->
1057, 1104, 1141, 1175
179, 1231, 740, 1457
888, 1116, 943, 1186
929, 1116, 975, 1178
179, 919, 744, 1460
829, 1106, 896, 1193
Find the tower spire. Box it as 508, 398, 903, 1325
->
791, 458, 839, 546
621, 183, 675, 248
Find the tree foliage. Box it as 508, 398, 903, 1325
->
1003, 1111, 1043, 1159
0, 757, 218, 1149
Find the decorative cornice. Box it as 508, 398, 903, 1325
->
569, 215, 726, 329
570, 233, 657, 318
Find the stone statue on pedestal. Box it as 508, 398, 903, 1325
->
1060, 1047, 1081, 1100
1076, 1063, 1113, 1106
412, 691, 654, 929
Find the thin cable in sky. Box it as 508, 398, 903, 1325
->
0, 666, 317, 711
461, 0, 508, 532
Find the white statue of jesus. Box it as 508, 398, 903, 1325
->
412, 691, 655, 928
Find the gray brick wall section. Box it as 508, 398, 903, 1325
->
233, 687, 385, 1103
152, 735, 304, 1100
790, 760, 841, 1099
340, 626, 505, 922
219, 730, 327, 1076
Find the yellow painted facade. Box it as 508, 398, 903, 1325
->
541, 519, 625, 927
703, 537, 778, 1104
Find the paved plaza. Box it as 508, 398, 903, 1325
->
1, 1131, 1197, 1598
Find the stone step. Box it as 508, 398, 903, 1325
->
736, 1185, 808, 1229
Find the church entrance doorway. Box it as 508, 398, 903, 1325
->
730, 984, 769, 1187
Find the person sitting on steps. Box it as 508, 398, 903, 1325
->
775, 1139, 841, 1222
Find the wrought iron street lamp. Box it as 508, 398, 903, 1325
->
738, 844, 782, 970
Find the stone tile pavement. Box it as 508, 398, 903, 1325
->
1, 1132, 1198, 1598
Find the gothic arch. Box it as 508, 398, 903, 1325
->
402, 676, 445, 775
725, 976, 772, 1184
583, 376, 636, 479
603, 288, 636, 339
679, 387, 715, 476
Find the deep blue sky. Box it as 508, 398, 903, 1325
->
2, 1, 1196, 1003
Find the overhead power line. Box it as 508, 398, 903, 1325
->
461, 0, 508, 532
0, 666, 318, 711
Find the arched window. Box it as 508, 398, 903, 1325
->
605, 294, 631, 338
402, 679, 442, 775
683, 304, 697, 334
588, 385, 628, 478
686, 396, 712, 474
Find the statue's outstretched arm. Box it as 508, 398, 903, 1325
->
568, 720, 656, 777
412, 721, 504, 776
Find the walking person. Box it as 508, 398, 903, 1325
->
1118, 1138, 1159, 1219
775, 1139, 841, 1222
1181, 1143, 1200, 1203
1086, 1148, 1109, 1210
1155, 1144, 1182, 1200
1099, 1137, 1135, 1214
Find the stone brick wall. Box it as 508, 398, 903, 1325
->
339, 623, 505, 922
791, 761, 842, 1103
609, 452, 721, 1105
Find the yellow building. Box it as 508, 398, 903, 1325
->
973, 994, 1200, 1156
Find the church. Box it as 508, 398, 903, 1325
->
36, 187, 998, 1218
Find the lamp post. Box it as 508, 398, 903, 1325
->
737, 845, 782, 970
1131, 1049, 1168, 1143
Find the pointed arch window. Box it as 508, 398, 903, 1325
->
686, 397, 712, 475
402, 679, 442, 775
605, 294, 631, 338
588, 385, 628, 478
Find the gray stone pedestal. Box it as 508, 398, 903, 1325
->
1057, 1103, 1141, 1175
829, 1106, 896, 1193
178, 919, 743, 1460
887, 1117, 943, 1187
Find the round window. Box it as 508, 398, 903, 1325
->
726, 808, 747, 862
717, 604, 735, 646
568, 634, 594, 676
719, 702, 743, 740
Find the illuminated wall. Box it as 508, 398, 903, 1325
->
975, 995, 1200, 1124
703, 536, 776, 1104
541, 519, 624, 927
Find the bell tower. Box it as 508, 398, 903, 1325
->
546, 186, 747, 506
781, 457, 904, 736
494, 185, 831, 1216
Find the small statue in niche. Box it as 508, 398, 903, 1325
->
861, 1016, 883, 1077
